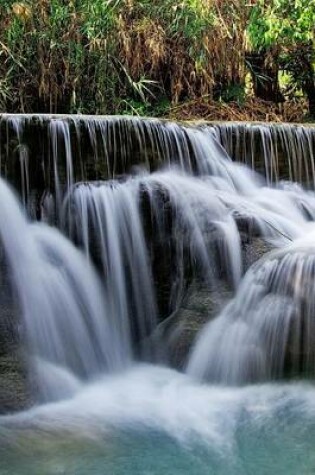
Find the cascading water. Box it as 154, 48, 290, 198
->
1, 116, 315, 474
188, 230, 315, 384
2, 114, 315, 208
214, 122, 315, 185
64, 178, 158, 359
0, 179, 129, 401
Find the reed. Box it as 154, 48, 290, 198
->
0, 0, 313, 119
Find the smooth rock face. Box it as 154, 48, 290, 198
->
0, 259, 31, 414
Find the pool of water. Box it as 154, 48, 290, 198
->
1, 365, 315, 475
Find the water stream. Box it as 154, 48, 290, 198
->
1, 116, 315, 473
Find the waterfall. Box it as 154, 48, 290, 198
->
1, 115, 315, 404
2, 117, 315, 475
214, 122, 315, 185
0, 179, 129, 400
2, 115, 315, 214
64, 178, 157, 359
187, 231, 315, 383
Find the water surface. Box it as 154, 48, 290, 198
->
1, 365, 315, 475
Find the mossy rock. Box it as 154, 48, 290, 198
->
0, 352, 32, 414
152, 280, 233, 369
151, 236, 274, 369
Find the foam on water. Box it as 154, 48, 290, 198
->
1, 365, 315, 475
1, 365, 315, 446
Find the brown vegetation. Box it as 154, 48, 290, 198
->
0, 1, 313, 121
168, 97, 308, 123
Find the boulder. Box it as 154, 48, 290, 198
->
0, 352, 31, 414
151, 236, 274, 370
0, 260, 31, 413
152, 280, 233, 369
242, 236, 274, 271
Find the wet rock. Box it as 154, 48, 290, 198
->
151, 236, 274, 370
0, 352, 31, 414
0, 260, 31, 414
242, 236, 274, 271
152, 280, 233, 369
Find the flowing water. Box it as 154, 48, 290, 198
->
2, 367, 315, 475
1, 116, 315, 473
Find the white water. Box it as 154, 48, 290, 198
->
2, 125, 315, 389
214, 122, 315, 185
0, 180, 128, 400
188, 229, 315, 383
2, 116, 315, 209
1, 366, 315, 475
64, 177, 157, 359
1, 118, 315, 473
2, 365, 314, 446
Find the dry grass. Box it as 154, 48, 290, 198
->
0, 0, 311, 120
167, 97, 308, 123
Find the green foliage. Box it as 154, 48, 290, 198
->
248, 0, 315, 50
169, 0, 216, 39
79, 0, 119, 40
2, 0, 243, 114
220, 83, 246, 104
247, 0, 315, 114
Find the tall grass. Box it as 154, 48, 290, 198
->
0, 0, 258, 115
